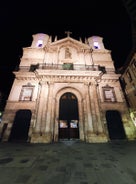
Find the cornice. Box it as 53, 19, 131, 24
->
35, 69, 102, 77
14, 70, 120, 83
36, 75, 101, 83
13, 71, 38, 81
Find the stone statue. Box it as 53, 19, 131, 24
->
65, 48, 72, 59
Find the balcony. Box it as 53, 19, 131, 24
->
15, 63, 115, 74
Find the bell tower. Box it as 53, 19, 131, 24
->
88, 36, 105, 50
31, 33, 50, 48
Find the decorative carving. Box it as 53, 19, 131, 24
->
65, 47, 72, 59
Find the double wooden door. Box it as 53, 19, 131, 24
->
59, 93, 79, 140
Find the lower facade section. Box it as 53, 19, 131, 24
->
1, 84, 136, 143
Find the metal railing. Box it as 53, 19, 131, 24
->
15, 63, 115, 73
17, 64, 99, 71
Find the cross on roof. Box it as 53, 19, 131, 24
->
65, 31, 72, 37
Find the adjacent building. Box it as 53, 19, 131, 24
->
120, 55, 136, 126
119, 0, 136, 129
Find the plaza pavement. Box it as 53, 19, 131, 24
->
0, 140, 136, 184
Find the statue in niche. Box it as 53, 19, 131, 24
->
65, 47, 72, 59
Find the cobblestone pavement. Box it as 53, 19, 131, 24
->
0, 140, 136, 184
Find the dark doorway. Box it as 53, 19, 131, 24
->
59, 92, 79, 140
9, 110, 31, 142
106, 110, 126, 140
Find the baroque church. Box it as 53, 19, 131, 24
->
0, 32, 136, 143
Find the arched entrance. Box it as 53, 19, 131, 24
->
59, 92, 79, 140
106, 110, 126, 140
9, 110, 32, 142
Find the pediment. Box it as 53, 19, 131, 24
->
49, 36, 90, 51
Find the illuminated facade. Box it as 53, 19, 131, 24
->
120, 0, 136, 134
0, 33, 136, 143
120, 55, 136, 126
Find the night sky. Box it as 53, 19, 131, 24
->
0, 0, 132, 96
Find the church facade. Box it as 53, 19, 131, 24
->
0, 32, 136, 143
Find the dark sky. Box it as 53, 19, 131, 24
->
0, 0, 132, 95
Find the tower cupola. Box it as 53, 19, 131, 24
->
87, 36, 105, 50
31, 33, 49, 48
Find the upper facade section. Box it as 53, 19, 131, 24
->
18, 32, 115, 73
30, 33, 106, 50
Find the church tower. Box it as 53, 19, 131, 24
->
0, 32, 136, 143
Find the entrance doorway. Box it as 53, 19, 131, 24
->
9, 110, 31, 142
106, 110, 126, 140
59, 92, 79, 140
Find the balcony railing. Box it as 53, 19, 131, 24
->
15, 63, 115, 73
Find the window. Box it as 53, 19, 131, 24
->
103, 86, 116, 102
19, 86, 34, 101
126, 70, 132, 82
59, 120, 68, 128
93, 41, 100, 49
120, 77, 126, 88
37, 40, 43, 47
0, 111, 2, 123
132, 83, 136, 96
132, 59, 136, 69
70, 120, 78, 128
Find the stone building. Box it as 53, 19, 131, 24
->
120, 55, 136, 126
0, 32, 136, 143
119, 0, 136, 129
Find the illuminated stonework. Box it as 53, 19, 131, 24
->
0, 33, 136, 143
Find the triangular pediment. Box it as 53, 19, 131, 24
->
49, 36, 90, 51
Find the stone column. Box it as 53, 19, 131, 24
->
89, 79, 108, 142
32, 82, 49, 142
83, 98, 88, 141
34, 83, 43, 133
57, 48, 60, 64
89, 83, 98, 133
91, 81, 103, 133
44, 82, 54, 142
84, 83, 94, 136
54, 99, 59, 142
50, 97, 56, 141
78, 100, 85, 141
40, 82, 49, 133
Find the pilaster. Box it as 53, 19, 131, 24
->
84, 83, 94, 138
89, 79, 108, 142
44, 82, 54, 142
31, 82, 49, 142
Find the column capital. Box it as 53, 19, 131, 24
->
84, 82, 91, 86
39, 81, 48, 86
